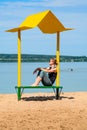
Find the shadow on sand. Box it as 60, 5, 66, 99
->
21, 95, 75, 101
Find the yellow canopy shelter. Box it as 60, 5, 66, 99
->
6, 10, 72, 100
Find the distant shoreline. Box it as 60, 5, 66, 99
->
0, 54, 87, 62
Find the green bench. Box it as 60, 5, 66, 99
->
15, 86, 63, 100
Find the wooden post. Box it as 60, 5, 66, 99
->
56, 32, 60, 86
17, 30, 21, 100
56, 32, 60, 99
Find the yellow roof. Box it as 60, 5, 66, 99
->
6, 10, 72, 33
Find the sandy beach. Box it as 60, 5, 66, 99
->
0, 92, 87, 130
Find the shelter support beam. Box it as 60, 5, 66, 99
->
56, 32, 60, 99
56, 32, 60, 86
56, 87, 59, 99
17, 30, 21, 100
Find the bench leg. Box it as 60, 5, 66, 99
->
18, 87, 21, 100
56, 88, 60, 99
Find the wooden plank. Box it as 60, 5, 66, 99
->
15, 86, 63, 89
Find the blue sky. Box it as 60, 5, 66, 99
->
0, 0, 87, 56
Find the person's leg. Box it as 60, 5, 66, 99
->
41, 72, 52, 86
31, 76, 42, 86
31, 70, 52, 86
31, 70, 43, 86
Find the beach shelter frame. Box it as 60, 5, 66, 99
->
6, 10, 72, 100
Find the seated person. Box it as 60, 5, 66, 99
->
31, 58, 57, 86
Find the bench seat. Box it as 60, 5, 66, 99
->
15, 86, 63, 100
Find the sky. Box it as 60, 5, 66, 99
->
0, 0, 87, 56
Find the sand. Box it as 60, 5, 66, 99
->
0, 92, 87, 130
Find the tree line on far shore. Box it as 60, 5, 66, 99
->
0, 54, 87, 62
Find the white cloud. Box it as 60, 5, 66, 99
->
44, 0, 87, 7
0, 0, 87, 8
0, 2, 38, 28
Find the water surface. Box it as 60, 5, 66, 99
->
0, 62, 87, 93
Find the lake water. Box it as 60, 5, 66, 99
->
0, 62, 87, 94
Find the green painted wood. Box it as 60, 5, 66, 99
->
18, 87, 21, 100
15, 86, 63, 89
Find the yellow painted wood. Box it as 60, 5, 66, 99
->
6, 10, 72, 90
6, 27, 32, 32
18, 30, 21, 87
56, 32, 60, 86
6, 10, 72, 33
